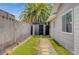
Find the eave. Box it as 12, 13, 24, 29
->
47, 3, 61, 22
46, 14, 56, 22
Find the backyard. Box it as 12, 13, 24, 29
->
7, 36, 72, 55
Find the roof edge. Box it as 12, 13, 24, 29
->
47, 3, 61, 22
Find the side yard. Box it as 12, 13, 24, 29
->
7, 36, 72, 55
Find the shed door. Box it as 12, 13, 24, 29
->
39, 25, 43, 35
35, 24, 39, 35
31, 25, 33, 35
45, 25, 49, 35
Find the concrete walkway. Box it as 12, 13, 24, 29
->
38, 38, 57, 55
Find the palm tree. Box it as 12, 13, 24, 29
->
20, 3, 52, 24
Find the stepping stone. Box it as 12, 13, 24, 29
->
40, 47, 48, 48
40, 45, 49, 47
40, 49, 49, 51
41, 52, 50, 55
40, 50, 49, 52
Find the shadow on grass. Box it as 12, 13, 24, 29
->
49, 38, 72, 55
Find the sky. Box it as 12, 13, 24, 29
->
0, 3, 26, 20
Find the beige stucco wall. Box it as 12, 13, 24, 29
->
14, 21, 31, 42
0, 10, 31, 51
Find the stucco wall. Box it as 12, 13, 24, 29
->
0, 11, 31, 51
50, 3, 79, 54
14, 21, 31, 42
0, 11, 15, 50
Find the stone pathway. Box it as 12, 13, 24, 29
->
38, 38, 57, 55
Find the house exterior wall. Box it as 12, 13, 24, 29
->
74, 5, 79, 54
0, 10, 31, 51
50, 3, 79, 54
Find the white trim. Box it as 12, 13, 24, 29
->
62, 8, 73, 16
62, 8, 74, 34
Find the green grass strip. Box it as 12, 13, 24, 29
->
11, 36, 39, 55
49, 38, 72, 55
